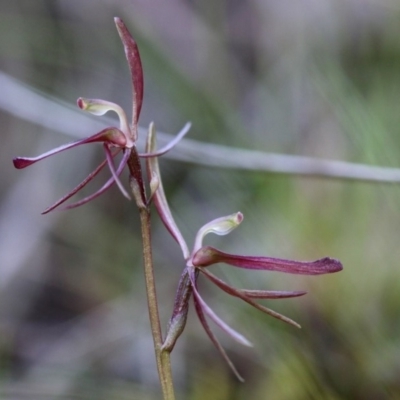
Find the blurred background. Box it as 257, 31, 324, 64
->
1, 1, 400, 399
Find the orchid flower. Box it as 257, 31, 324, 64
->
12, 18, 190, 214
180, 212, 342, 381
146, 128, 343, 381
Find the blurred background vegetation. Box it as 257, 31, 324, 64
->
1, 1, 400, 399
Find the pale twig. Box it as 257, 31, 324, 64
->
3, 70, 400, 184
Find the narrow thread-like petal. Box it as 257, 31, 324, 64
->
200, 268, 301, 328
104, 144, 131, 199
197, 269, 306, 299
193, 294, 245, 382
188, 268, 252, 347
63, 149, 131, 210
42, 158, 108, 214
193, 246, 343, 275
239, 289, 307, 299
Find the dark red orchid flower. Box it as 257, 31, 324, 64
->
145, 124, 343, 382
13, 18, 189, 214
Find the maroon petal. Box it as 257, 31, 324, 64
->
199, 269, 306, 299
62, 149, 131, 210
188, 268, 252, 347
190, 267, 245, 382
13, 127, 126, 169
114, 17, 144, 129
42, 159, 108, 214
193, 294, 245, 382
104, 144, 130, 199
193, 246, 343, 275
200, 268, 301, 328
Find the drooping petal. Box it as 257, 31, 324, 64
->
193, 212, 243, 254
188, 267, 252, 347
146, 122, 190, 259
199, 268, 301, 328
114, 17, 144, 132
63, 149, 131, 210
42, 158, 109, 214
193, 293, 245, 382
13, 127, 126, 169
103, 144, 130, 199
139, 122, 191, 158
193, 246, 343, 275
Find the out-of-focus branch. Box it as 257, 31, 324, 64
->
2, 70, 400, 184
170, 138, 400, 183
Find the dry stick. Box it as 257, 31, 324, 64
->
128, 150, 175, 400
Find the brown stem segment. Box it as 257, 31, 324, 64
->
128, 149, 175, 400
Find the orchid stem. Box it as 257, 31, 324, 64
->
128, 149, 175, 400
138, 198, 175, 400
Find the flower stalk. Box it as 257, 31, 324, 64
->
133, 174, 175, 400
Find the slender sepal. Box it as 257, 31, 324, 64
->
114, 17, 144, 133
193, 291, 245, 382
200, 268, 301, 328
42, 157, 110, 214
146, 122, 190, 259
139, 122, 191, 158
104, 144, 130, 199
188, 267, 252, 347
63, 149, 131, 210
238, 289, 307, 299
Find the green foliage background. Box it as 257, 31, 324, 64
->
1, 1, 400, 399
